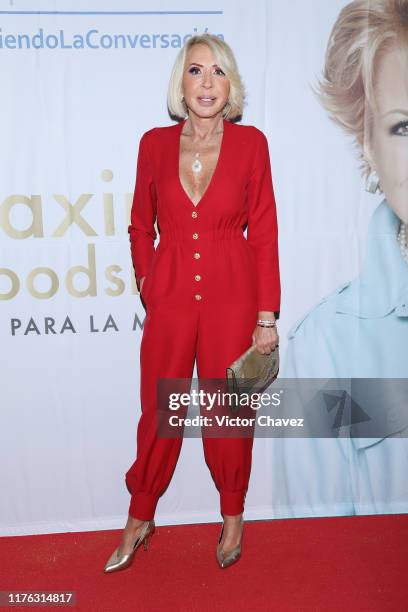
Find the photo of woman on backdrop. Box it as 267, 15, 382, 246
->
281, 0, 408, 516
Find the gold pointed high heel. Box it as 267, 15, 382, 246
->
216, 515, 244, 569
104, 519, 155, 573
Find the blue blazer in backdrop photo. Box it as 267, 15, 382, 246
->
275, 200, 408, 517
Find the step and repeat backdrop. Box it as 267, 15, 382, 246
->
1, 0, 407, 535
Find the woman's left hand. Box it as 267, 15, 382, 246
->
252, 324, 279, 354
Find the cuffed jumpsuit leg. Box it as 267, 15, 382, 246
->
125, 304, 197, 520
125, 301, 257, 520
196, 302, 257, 516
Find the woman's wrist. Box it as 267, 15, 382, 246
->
257, 311, 277, 328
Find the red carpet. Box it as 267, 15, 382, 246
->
0, 514, 407, 611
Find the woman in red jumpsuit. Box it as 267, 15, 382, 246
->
104, 33, 280, 572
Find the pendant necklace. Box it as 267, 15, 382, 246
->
192, 153, 202, 174
188, 123, 223, 174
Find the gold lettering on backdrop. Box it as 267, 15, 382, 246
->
0, 174, 159, 300
0, 269, 20, 300
0, 195, 44, 238
105, 266, 125, 297
27, 267, 59, 299
65, 244, 97, 297
101, 169, 115, 236
52, 194, 96, 236
0, 249, 140, 300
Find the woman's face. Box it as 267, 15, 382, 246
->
368, 44, 408, 224
181, 43, 230, 120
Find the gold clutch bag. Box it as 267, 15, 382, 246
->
226, 344, 280, 413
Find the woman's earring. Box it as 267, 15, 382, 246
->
365, 169, 380, 194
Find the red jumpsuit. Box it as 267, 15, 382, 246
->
125, 117, 280, 520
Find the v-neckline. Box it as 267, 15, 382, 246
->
177, 117, 227, 209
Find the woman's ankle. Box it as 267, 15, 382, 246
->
222, 512, 243, 522
126, 515, 147, 529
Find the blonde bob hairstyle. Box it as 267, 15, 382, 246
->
167, 33, 246, 122
316, 0, 408, 179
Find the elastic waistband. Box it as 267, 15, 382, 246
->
159, 227, 245, 245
